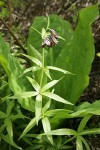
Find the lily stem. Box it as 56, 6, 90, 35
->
40, 48, 45, 88
50, 48, 53, 65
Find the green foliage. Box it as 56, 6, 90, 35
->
0, 34, 35, 112
27, 4, 99, 108
0, 4, 99, 150
0, 0, 8, 18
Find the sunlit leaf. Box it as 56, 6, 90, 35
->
28, 44, 42, 62
27, 76, 40, 92
77, 115, 92, 133
80, 136, 91, 150
41, 80, 59, 92
44, 67, 52, 80
22, 66, 41, 75
22, 54, 42, 67
35, 94, 42, 124
42, 28, 47, 39
46, 109, 72, 117
0, 54, 10, 76
76, 136, 83, 150
79, 128, 100, 136
42, 117, 53, 145
19, 117, 36, 139
42, 92, 73, 105
42, 99, 51, 113
42, 128, 77, 136
13, 91, 38, 99
97, 52, 100, 57
47, 66, 72, 74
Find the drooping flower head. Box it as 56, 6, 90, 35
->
42, 29, 60, 48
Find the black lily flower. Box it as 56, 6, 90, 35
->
42, 29, 59, 48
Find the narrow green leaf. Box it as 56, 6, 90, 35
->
22, 66, 41, 75
46, 109, 72, 117
5, 118, 13, 142
47, 66, 72, 74
42, 92, 73, 105
42, 117, 53, 145
42, 100, 51, 113
79, 128, 100, 136
22, 54, 42, 67
29, 44, 42, 62
1, 134, 22, 150
0, 80, 8, 90
0, 111, 6, 118
24, 145, 42, 150
10, 113, 26, 121
75, 102, 91, 111
41, 80, 59, 92
22, 137, 33, 146
77, 115, 92, 133
42, 28, 47, 39
0, 124, 6, 133
26, 133, 42, 140
31, 27, 41, 35
76, 136, 83, 150
42, 89, 54, 113
44, 67, 52, 80
6, 100, 15, 116
97, 52, 100, 57
27, 76, 40, 92
18, 97, 35, 112
0, 54, 10, 76
80, 136, 91, 150
68, 109, 90, 118
42, 128, 77, 136
35, 94, 42, 124
13, 91, 38, 99
19, 117, 36, 139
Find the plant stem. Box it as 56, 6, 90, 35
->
40, 48, 45, 88
62, 136, 76, 146
50, 48, 53, 65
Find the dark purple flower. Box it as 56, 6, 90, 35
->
42, 29, 59, 48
